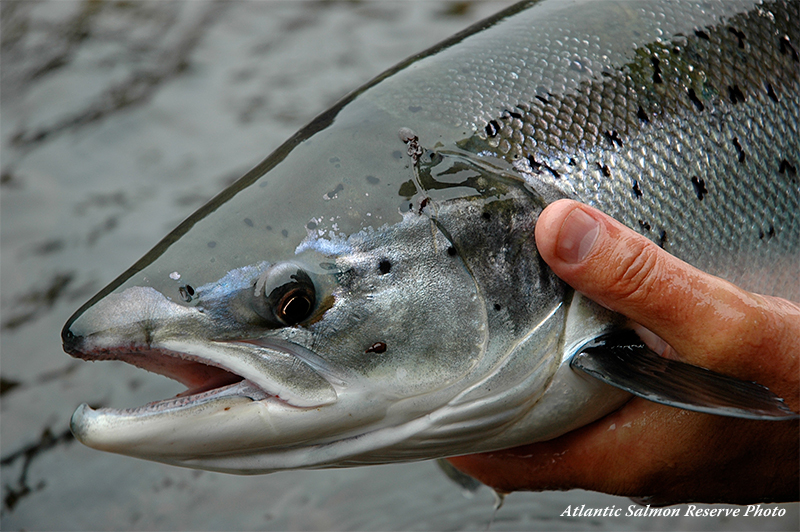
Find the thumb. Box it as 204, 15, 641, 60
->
534, 199, 797, 387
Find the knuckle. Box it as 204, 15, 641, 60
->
607, 240, 662, 305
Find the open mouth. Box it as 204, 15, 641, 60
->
67, 344, 274, 415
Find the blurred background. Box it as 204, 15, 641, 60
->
1, 1, 797, 530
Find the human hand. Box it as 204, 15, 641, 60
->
448, 199, 800, 505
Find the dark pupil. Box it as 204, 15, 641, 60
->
278, 289, 312, 325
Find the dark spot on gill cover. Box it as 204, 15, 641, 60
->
632, 180, 643, 198
378, 259, 391, 275
687, 88, 705, 112
779, 36, 798, 62
732, 137, 746, 163
691, 176, 708, 200
365, 342, 387, 354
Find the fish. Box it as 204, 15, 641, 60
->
62, 0, 799, 473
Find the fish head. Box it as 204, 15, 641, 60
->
62, 99, 567, 472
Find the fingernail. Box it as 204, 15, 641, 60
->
556, 207, 600, 264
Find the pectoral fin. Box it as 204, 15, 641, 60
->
571, 330, 799, 420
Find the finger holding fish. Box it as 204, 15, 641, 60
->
449, 202, 799, 503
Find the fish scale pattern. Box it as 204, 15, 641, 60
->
462, 0, 799, 301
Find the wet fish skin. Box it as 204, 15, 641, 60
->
62, 0, 798, 473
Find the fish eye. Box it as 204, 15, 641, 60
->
276, 287, 314, 325
254, 263, 316, 326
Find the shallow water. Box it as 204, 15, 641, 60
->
1, 1, 797, 530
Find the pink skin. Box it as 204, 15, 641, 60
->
448, 199, 800, 505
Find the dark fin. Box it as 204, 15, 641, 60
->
435, 458, 483, 494
570, 330, 799, 420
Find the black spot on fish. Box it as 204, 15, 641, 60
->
779, 36, 798, 62
365, 342, 387, 354
281, 229, 289, 238
596, 162, 611, 177
728, 27, 745, 49
378, 260, 391, 275
306, 220, 317, 230
732, 137, 746, 163
266, 225, 273, 231
638, 220, 651, 232
672, 46, 681, 55
535, 95, 549, 105
481, 211, 491, 221
366, 175, 380, 185
728, 85, 745, 105
503, 109, 523, 120
779, 158, 797, 176
392, 150, 404, 159
695, 29, 710, 40
527, 154, 542, 174
637, 105, 649, 123
604, 130, 623, 148
687, 88, 705, 112
569, 158, 577, 166
768, 225, 775, 239
766, 83, 779, 102
658, 230, 668, 249
329, 157, 340, 164
447, 246, 457, 257
493, 303, 502, 311
485, 120, 500, 138
207, 241, 216, 248
650, 56, 662, 84
544, 163, 560, 179
408, 105, 422, 113
691, 176, 707, 200
632, 180, 643, 198
244, 218, 254, 227
759, 229, 764, 240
